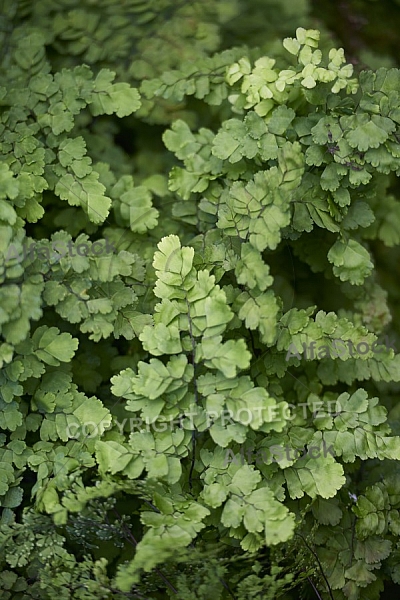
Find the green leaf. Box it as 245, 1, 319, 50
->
235, 243, 273, 291
267, 106, 296, 135
327, 238, 374, 285
119, 185, 159, 233
89, 69, 141, 117
201, 482, 228, 508
284, 455, 346, 499
33, 326, 79, 366
153, 235, 194, 291
55, 172, 112, 224
200, 337, 251, 378
139, 323, 182, 355
95, 440, 133, 474
0, 164, 19, 200
237, 290, 280, 344
345, 114, 396, 152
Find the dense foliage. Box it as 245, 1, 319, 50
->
2, 0, 400, 598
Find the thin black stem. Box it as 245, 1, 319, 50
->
307, 576, 324, 600
113, 509, 178, 595
217, 574, 237, 600
296, 533, 335, 600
